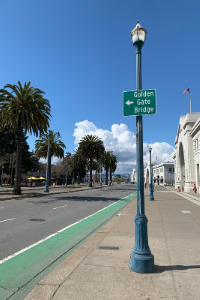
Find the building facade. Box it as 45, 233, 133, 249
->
152, 162, 174, 184
144, 161, 174, 185
174, 113, 200, 193
131, 168, 137, 183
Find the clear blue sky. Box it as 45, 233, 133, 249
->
0, 0, 199, 172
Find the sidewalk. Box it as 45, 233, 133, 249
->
24, 185, 200, 300
0, 184, 101, 200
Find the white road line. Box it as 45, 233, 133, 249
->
53, 205, 68, 210
0, 207, 4, 209
0, 218, 15, 223
0, 191, 135, 265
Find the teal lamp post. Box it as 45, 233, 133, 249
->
1, 166, 4, 188
130, 21, 154, 273
65, 156, 68, 186
100, 158, 102, 186
44, 132, 51, 193
149, 147, 154, 200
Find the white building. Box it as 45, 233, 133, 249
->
153, 162, 174, 185
131, 168, 137, 183
174, 112, 200, 193
144, 161, 174, 185
144, 161, 156, 185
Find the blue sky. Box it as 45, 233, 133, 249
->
0, 0, 199, 173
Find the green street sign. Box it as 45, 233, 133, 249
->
123, 89, 156, 116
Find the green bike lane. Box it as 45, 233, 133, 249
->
0, 191, 136, 300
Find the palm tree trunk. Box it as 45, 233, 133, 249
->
106, 167, 108, 185
110, 169, 112, 185
10, 168, 13, 186
89, 158, 92, 187
78, 171, 80, 184
13, 123, 23, 195
48, 155, 51, 186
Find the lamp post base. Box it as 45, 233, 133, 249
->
130, 252, 154, 273
44, 186, 49, 193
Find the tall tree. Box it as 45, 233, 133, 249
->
102, 151, 113, 185
71, 151, 87, 184
0, 82, 51, 194
77, 135, 105, 187
110, 153, 117, 184
35, 130, 66, 185
0, 128, 39, 185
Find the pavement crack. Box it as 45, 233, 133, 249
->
0, 285, 13, 291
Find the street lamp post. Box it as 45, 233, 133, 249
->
100, 158, 102, 186
85, 167, 88, 185
1, 166, 4, 188
130, 21, 154, 273
31, 169, 33, 187
149, 147, 154, 201
109, 166, 111, 186
44, 132, 51, 193
65, 157, 68, 186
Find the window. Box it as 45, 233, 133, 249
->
173, 168, 174, 172
169, 168, 172, 172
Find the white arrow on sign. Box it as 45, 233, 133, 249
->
126, 100, 134, 106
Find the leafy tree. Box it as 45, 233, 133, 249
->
35, 130, 66, 185
56, 153, 73, 185
0, 127, 40, 186
77, 135, 105, 187
0, 81, 51, 194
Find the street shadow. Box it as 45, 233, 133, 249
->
50, 195, 125, 202
154, 264, 200, 273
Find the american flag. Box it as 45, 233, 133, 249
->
183, 88, 190, 94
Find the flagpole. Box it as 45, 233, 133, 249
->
189, 85, 191, 113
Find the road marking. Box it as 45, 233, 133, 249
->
0, 192, 136, 265
53, 205, 68, 210
182, 211, 191, 213
0, 207, 4, 209
0, 218, 15, 223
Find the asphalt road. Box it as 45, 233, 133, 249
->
0, 183, 136, 261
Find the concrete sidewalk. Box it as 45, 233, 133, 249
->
24, 186, 200, 300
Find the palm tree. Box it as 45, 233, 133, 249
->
71, 151, 87, 184
110, 153, 117, 184
77, 135, 105, 187
0, 81, 51, 195
35, 130, 66, 186
103, 151, 113, 185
